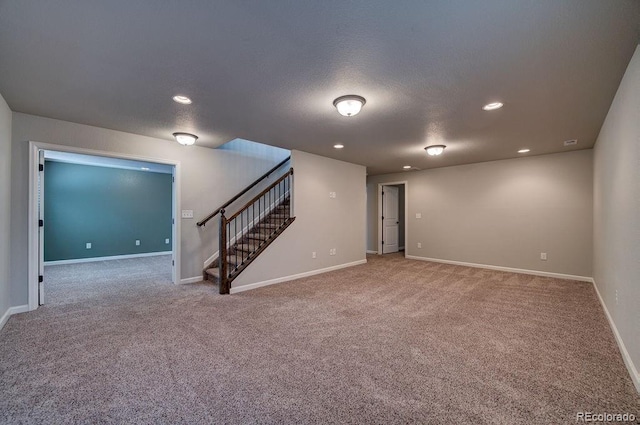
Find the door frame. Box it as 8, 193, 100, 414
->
27, 141, 182, 311
377, 181, 408, 256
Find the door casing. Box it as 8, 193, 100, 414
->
27, 141, 181, 311
377, 181, 408, 256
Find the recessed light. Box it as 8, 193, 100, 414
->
173, 95, 192, 105
563, 139, 578, 146
403, 165, 412, 169
425, 145, 446, 156
482, 102, 503, 111
518, 149, 530, 154
333, 95, 366, 117
333, 144, 344, 149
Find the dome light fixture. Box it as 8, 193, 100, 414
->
482, 102, 503, 111
518, 148, 530, 153
333, 144, 344, 149
425, 145, 446, 156
403, 165, 412, 169
173, 132, 198, 146
333, 95, 366, 117
173, 95, 192, 105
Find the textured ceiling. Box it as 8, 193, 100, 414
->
1, 1, 639, 175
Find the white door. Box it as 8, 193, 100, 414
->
382, 185, 399, 254
38, 150, 45, 305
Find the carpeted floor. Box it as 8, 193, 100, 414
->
1, 254, 638, 424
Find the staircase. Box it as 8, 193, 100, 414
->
197, 161, 294, 294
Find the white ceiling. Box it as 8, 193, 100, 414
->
1, 1, 638, 175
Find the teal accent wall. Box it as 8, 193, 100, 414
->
44, 161, 172, 261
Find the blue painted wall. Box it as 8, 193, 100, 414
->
44, 161, 172, 261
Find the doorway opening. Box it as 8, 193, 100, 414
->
28, 142, 181, 310
377, 182, 408, 256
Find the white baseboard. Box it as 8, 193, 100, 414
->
230, 259, 368, 294
366, 250, 378, 255
0, 304, 30, 331
45, 251, 172, 266
405, 255, 593, 282
592, 279, 640, 393
179, 276, 204, 285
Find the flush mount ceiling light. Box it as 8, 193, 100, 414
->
425, 145, 446, 156
173, 132, 198, 146
403, 165, 412, 169
518, 148, 530, 153
333, 95, 366, 117
333, 144, 344, 149
172, 95, 192, 105
482, 102, 503, 111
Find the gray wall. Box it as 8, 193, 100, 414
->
0, 93, 11, 320
593, 45, 640, 389
44, 161, 172, 261
10, 113, 289, 305
367, 150, 593, 277
232, 150, 367, 288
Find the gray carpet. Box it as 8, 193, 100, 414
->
1, 254, 638, 424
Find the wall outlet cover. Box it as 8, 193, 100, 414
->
86, 243, 92, 249
416, 213, 422, 219
136, 240, 141, 246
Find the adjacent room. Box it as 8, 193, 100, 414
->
40, 151, 175, 306
0, 1, 639, 424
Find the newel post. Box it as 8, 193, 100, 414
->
219, 209, 229, 294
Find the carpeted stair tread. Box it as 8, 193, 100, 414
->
205, 268, 220, 279
235, 242, 261, 253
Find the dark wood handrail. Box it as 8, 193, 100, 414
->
196, 156, 291, 227
227, 168, 293, 221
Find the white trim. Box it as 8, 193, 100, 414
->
366, 250, 378, 254
377, 181, 408, 257
179, 276, 204, 285
405, 255, 593, 282
44, 251, 172, 265
0, 305, 30, 331
230, 259, 367, 294
28, 141, 182, 311
592, 279, 640, 393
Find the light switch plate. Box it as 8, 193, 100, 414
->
86, 243, 92, 249
416, 213, 422, 219
181, 210, 194, 219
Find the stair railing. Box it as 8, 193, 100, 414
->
197, 156, 291, 227
218, 168, 294, 293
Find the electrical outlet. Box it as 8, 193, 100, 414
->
329, 192, 336, 199
416, 213, 422, 219
86, 242, 92, 249
329, 248, 336, 256
540, 252, 547, 261
417, 242, 422, 248
312, 252, 316, 259
136, 240, 140, 246
165, 238, 170, 244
